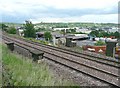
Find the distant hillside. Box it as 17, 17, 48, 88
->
0, 22, 23, 27
0, 22, 118, 28
35, 22, 118, 28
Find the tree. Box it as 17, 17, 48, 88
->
7, 26, 16, 34
69, 28, 76, 33
109, 32, 114, 36
44, 31, 52, 41
98, 33, 103, 37
1, 23, 8, 31
94, 41, 106, 46
91, 26, 97, 30
102, 31, 109, 37
90, 30, 99, 37
61, 29, 66, 35
114, 31, 120, 38
36, 27, 46, 32
24, 21, 36, 38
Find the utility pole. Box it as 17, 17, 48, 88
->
118, 3, 120, 46
118, 23, 120, 46
118, 34, 120, 46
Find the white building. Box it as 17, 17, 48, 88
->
95, 37, 117, 42
109, 27, 118, 33
16, 27, 24, 36
103, 27, 118, 33
53, 28, 70, 31
52, 32, 64, 46
76, 28, 91, 34
74, 34, 89, 37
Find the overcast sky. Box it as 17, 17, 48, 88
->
0, 0, 119, 23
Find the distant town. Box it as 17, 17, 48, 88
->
0, 21, 120, 58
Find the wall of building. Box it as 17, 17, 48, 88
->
83, 45, 120, 56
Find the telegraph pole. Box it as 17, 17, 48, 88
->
118, 21, 120, 46
118, 2, 120, 46
119, 28, 120, 46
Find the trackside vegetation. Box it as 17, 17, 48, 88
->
8, 34, 49, 45
0, 43, 2, 87
2, 44, 78, 86
23, 21, 36, 38
94, 41, 106, 46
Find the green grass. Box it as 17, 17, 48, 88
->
8, 33, 49, 45
1, 43, 78, 86
94, 41, 106, 46
27, 38, 49, 45
0, 43, 2, 87
59, 45, 83, 53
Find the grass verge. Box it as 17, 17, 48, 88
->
0, 43, 2, 87
1, 43, 77, 86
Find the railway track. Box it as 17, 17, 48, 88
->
2, 34, 120, 87
3, 33, 119, 68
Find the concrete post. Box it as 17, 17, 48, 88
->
29, 50, 44, 62
5, 42, 14, 51
118, 37, 120, 46
106, 41, 117, 57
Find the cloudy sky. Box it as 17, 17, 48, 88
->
0, 0, 119, 23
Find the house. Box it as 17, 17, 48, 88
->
53, 28, 70, 31
103, 27, 118, 33
109, 27, 118, 33
36, 32, 45, 40
66, 34, 89, 47
52, 32, 65, 46
67, 34, 89, 40
16, 27, 24, 36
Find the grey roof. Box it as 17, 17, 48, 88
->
66, 36, 88, 39
36, 32, 44, 34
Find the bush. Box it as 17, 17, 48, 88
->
7, 27, 16, 34
24, 21, 36, 38
1, 23, 8, 31
27, 38, 48, 45
94, 41, 106, 46
44, 32, 52, 41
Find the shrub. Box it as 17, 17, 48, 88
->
7, 27, 16, 34
94, 41, 106, 46
23, 21, 36, 38
44, 32, 52, 41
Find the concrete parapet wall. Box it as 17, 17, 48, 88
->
14, 45, 32, 58
5, 42, 44, 61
